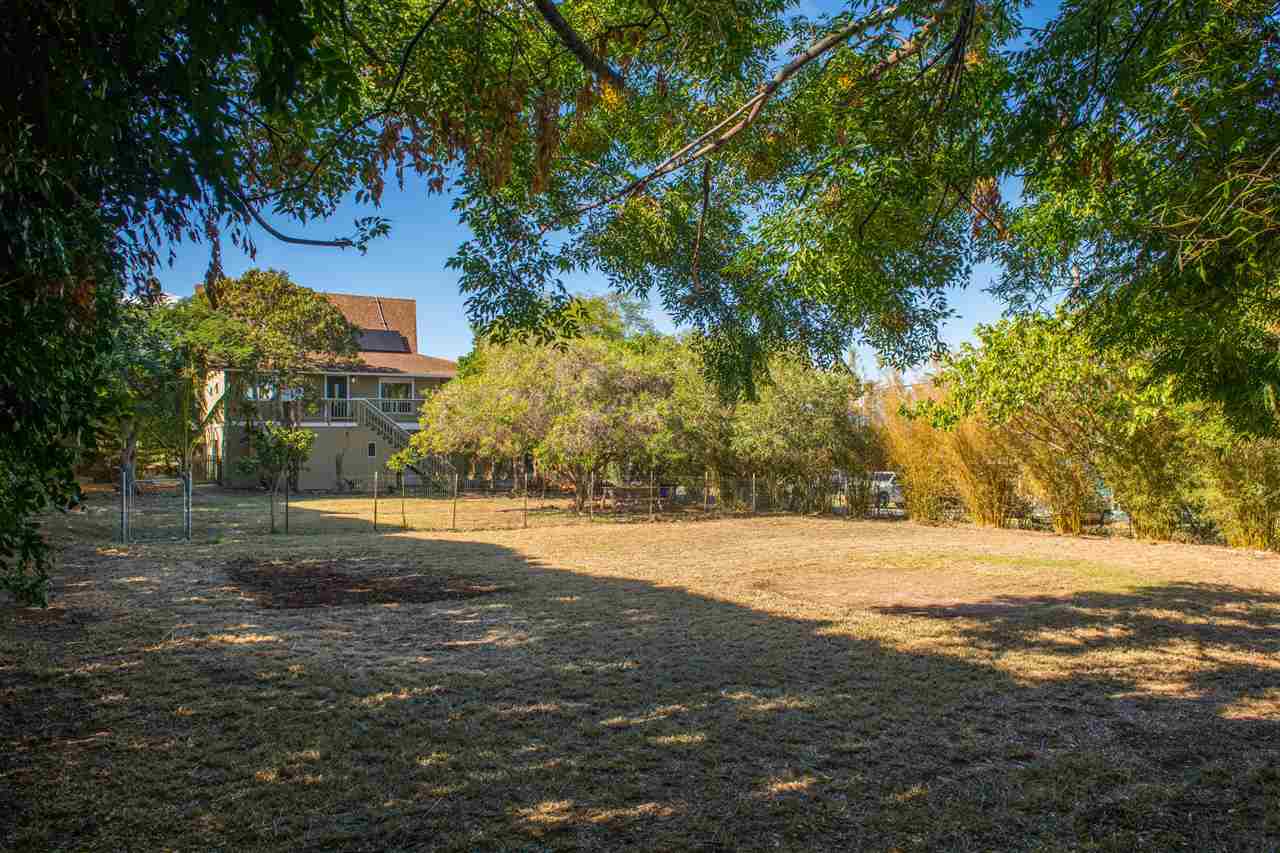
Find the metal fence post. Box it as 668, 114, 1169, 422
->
401, 476, 407, 531
119, 465, 128, 544
650, 468, 655, 522
185, 471, 193, 540
451, 472, 458, 530
704, 471, 710, 515
373, 470, 379, 532
523, 487, 528, 529
751, 473, 757, 515
284, 468, 290, 534
589, 471, 595, 522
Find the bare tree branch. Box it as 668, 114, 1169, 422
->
533, 0, 627, 91
229, 188, 355, 249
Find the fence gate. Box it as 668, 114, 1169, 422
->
119, 467, 192, 543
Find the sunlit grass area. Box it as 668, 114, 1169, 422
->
61, 483, 748, 543
63, 483, 591, 542
3, 516, 1279, 850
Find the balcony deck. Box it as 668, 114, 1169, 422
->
231, 397, 426, 427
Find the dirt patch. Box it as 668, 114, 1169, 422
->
224, 558, 504, 609
3, 605, 104, 642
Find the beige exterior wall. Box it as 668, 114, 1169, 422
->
217, 423, 400, 491
302, 426, 400, 490
347, 375, 378, 398
219, 424, 254, 487
209, 367, 449, 490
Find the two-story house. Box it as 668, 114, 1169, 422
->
204, 292, 457, 490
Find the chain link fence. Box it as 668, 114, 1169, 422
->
100, 468, 903, 542
117, 466, 192, 543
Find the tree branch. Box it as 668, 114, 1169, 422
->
561, 6, 902, 223
691, 161, 712, 289
229, 188, 355, 249
339, 0, 388, 67
245, 0, 452, 206
533, 0, 627, 91
845, 11, 942, 102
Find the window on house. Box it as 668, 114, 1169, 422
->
325, 376, 348, 399
367, 442, 376, 458
245, 382, 277, 401
379, 381, 412, 400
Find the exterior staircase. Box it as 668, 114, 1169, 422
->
356, 398, 454, 488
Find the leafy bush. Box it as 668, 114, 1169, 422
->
1005, 434, 1104, 535
879, 382, 955, 525
944, 418, 1020, 528
1198, 439, 1280, 550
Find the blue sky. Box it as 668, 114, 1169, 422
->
158, 0, 1055, 370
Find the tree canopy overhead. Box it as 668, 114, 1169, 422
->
10, 0, 1273, 405
253, 0, 1271, 414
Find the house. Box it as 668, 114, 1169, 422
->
203, 292, 457, 491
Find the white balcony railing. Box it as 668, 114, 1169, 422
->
376, 397, 420, 416
325, 398, 353, 421
232, 397, 426, 424
329, 397, 426, 422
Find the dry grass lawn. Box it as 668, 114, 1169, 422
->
3, 511, 1279, 850
67, 483, 725, 542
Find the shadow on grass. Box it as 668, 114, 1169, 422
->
4, 540, 1280, 850
878, 582, 1280, 714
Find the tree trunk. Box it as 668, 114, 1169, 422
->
573, 465, 588, 513
269, 471, 281, 533
121, 423, 140, 495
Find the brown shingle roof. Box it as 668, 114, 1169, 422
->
315, 352, 457, 378
324, 292, 419, 354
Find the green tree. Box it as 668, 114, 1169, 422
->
0, 285, 117, 605
303, 0, 1275, 420
173, 269, 359, 423
992, 0, 1280, 431
533, 338, 672, 510
237, 423, 316, 534
931, 314, 1195, 538
731, 356, 871, 512
406, 339, 559, 487
97, 295, 243, 480
0, 0, 376, 602
651, 343, 738, 478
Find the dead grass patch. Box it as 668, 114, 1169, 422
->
224, 558, 504, 609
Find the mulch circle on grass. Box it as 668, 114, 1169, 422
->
224, 558, 504, 609
6, 606, 104, 641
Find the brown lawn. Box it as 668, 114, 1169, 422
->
2, 514, 1279, 850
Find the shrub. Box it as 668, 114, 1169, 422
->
944, 417, 1019, 528
1005, 434, 1105, 535
1095, 419, 1192, 541
879, 382, 954, 524
1198, 439, 1280, 550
